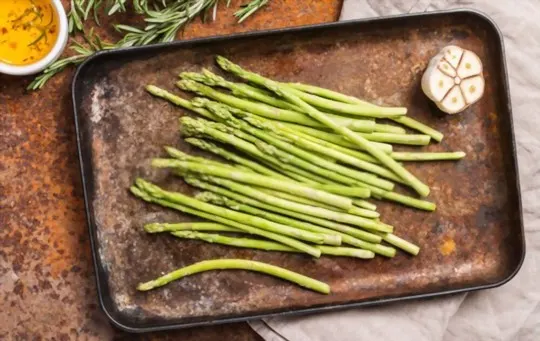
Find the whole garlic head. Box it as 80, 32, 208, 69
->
421, 45, 485, 114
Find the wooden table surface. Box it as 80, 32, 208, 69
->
0, 1, 341, 339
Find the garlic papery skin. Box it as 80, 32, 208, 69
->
421, 45, 485, 114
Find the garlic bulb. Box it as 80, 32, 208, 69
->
421, 45, 485, 114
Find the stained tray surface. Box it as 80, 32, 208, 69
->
73, 10, 523, 331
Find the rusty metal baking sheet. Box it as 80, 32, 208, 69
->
72, 9, 524, 332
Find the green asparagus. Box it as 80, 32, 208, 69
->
188, 175, 392, 233
171, 231, 374, 259
176, 79, 375, 132
187, 182, 395, 257
215, 58, 430, 197
137, 259, 331, 294
285, 82, 444, 142
391, 151, 466, 161
144, 222, 239, 233
198, 100, 395, 190
130, 185, 322, 257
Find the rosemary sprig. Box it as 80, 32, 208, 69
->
32, 0, 272, 90
27, 30, 114, 90
235, 0, 268, 23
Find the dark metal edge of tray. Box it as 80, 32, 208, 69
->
71, 8, 525, 333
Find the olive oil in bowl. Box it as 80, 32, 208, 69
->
0, 0, 59, 66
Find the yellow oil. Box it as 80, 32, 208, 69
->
0, 0, 59, 65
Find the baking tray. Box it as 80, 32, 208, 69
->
72, 9, 524, 332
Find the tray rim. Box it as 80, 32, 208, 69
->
71, 8, 525, 333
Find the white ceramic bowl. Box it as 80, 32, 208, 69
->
0, 0, 69, 76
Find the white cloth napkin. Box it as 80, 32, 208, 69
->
250, 1, 540, 340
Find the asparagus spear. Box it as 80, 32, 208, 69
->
373, 123, 406, 134
184, 138, 291, 179
130, 185, 322, 257
389, 116, 444, 142
309, 185, 370, 198
145, 85, 218, 121
195, 192, 344, 245
137, 259, 331, 294
152, 159, 353, 210
171, 231, 374, 259
353, 199, 377, 211
144, 222, 239, 233
376, 233, 420, 256
391, 151, 466, 161
189, 184, 395, 257
171, 230, 295, 251
186, 175, 392, 233
164, 146, 225, 166
358, 182, 436, 211
285, 82, 444, 142
215, 57, 430, 198
198, 99, 395, 191
176, 79, 375, 132
256, 188, 379, 219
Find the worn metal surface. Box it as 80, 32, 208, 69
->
0, 0, 341, 339
73, 10, 523, 331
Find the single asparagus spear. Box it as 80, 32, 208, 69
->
176, 79, 375, 132
145, 85, 218, 121
195, 192, 344, 245
137, 259, 331, 294
198, 99, 395, 190
171, 230, 295, 251
164, 146, 225, 166
373, 123, 406, 134
389, 116, 444, 142
171, 231, 374, 259
144, 222, 239, 233
257, 188, 379, 219
188, 184, 395, 257
358, 182, 436, 211
286, 82, 444, 142
310, 185, 370, 198
376, 232, 420, 256
184, 138, 290, 179
186, 175, 392, 233
130, 185, 321, 257
153, 159, 353, 210
215, 58, 429, 197
391, 151, 466, 161
353, 199, 377, 211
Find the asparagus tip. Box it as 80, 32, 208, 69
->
144, 223, 164, 233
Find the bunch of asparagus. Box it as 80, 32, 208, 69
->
132, 56, 465, 292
